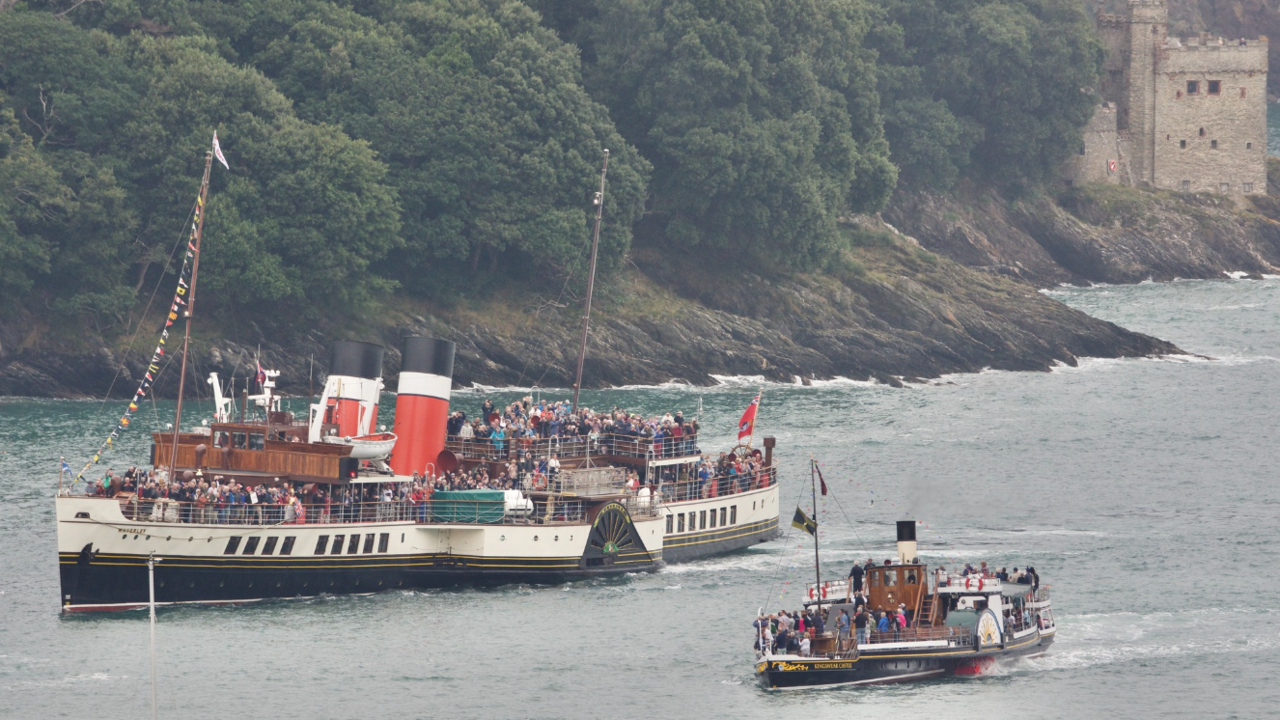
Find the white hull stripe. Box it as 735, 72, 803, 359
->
396, 371, 451, 400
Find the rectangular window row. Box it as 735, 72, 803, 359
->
312, 533, 391, 555
224, 535, 295, 555
666, 505, 737, 534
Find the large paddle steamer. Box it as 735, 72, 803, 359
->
55, 145, 780, 612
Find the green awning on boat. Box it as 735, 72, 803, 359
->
944, 609, 979, 628
431, 490, 506, 523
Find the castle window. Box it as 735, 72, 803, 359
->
1176, 90, 1182, 99
1078, 144, 1086, 156
1247, 142, 1253, 150
1219, 183, 1230, 194
1181, 180, 1190, 191
1244, 183, 1254, 193
1199, 127, 1206, 137
1207, 80, 1221, 95
1187, 81, 1199, 95
1211, 140, 1218, 149
1180, 140, 1187, 149
1241, 88, 1247, 98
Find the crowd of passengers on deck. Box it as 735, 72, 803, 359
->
87, 443, 773, 525
753, 559, 1048, 657
447, 397, 701, 458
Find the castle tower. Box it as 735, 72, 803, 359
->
1124, 0, 1167, 185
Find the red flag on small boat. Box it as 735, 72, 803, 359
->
256, 360, 266, 387
737, 394, 760, 441
815, 461, 828, 496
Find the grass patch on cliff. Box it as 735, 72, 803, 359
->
1057, 183, 1159, 228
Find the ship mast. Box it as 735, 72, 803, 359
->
571, 149, 609, 414
811, 459, 822, 602
167, 151, 214, 476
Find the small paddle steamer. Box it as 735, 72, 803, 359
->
753, 465, 1054, 689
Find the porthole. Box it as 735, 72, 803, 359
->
500, 535, 505, 541
555, 535, 559, 542
146, 536, 151, 541
534, 536, 539, 542
158, 580, 165, 587
189, 537, 193, 542
378, 580, 383, 586
248, 581, 253, 588
330, 581, 335, 587
355, 580, 360, 586
189, 581, 195, 588
166, 536, 171, 541
276, 581, 281, 588
218, 581, 224, 587
302, 581, 308, 587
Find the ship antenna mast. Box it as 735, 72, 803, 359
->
167, 150, 214, 477
571, 149, 609, 415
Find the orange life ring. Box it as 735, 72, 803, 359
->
978, 578, 985, 591
821, 586, 828, 598
808, 587, 815, 599
966, 577, 972, 590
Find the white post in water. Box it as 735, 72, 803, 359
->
148, 552, 160, 720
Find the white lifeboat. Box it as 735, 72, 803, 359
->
320, 431, 398, 459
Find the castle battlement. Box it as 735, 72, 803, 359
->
1067, 0, 1267, 199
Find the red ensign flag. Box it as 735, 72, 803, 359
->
738, 394, 760, 440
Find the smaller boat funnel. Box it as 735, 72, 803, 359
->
896, 520, 918, 564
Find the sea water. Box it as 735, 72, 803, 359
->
2, 278, 1279, 719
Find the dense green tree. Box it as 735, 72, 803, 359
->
532, 0, 897, 271
0, 11, 402, 321
190, 0, 650, 294
868, 0, 1103, 189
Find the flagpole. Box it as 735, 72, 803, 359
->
571, 148, 609, 415
811, 458, 821, 609
751, 387, 762, 446
168, 150, 214, 478
148, 552, 160, 720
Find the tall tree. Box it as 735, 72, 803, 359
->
534, 0, 898, 271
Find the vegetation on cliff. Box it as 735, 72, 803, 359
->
0, 0, 1149, 393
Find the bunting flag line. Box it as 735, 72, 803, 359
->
71, 155, 217, 486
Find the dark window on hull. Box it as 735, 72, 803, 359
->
223, 537, 241, 555
347, 535, 360, 554
242, 537, 260, 555
280, 537, 295, 555
331, 535, 345, 555
315, 535, 329, 555
263, 537, 279, 555
378, 533, 390, 553
362, 534, 375, 554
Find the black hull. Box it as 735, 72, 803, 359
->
660, 517, 780, 564
59, 551, 662, 611
755, 632, 1055, 690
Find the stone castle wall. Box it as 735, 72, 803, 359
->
1066, 0, 1267, 199
1063, 104, 1122, 185
1152, 39, 1269, 196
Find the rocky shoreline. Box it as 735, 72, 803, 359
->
0, 195, 1194, 399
